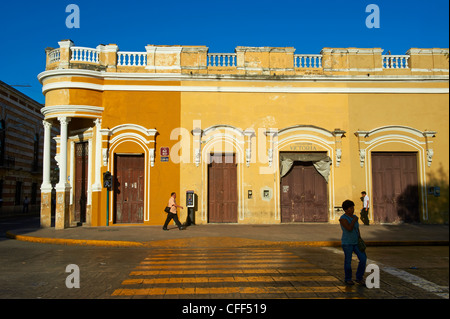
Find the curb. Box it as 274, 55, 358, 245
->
5, 231, 145, 248
5, 231, 449, 248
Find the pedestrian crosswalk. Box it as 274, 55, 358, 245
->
111, 247, 349, 298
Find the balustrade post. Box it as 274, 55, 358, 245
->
181, 46, 208, 74
145, 45, 157, 73
57, 40, 74, 69
407, 48, 449, 74
145, 46, 182, 73
98, 44, 118, 72
45, 47, 55, 69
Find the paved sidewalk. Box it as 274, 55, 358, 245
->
3, 216, 448, 248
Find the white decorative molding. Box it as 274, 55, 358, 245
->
194, 148, 201, 167
38, 68, 449, 83
243, 129, 255, 167
333, 128, 345, 168
335, 148, 342, 167
40, 80, 450, 95
102, 148, 108, 167
192, 127, 202, 167
149, 148, 155, 167
202, 124, 245, 137
278, 125, 334, 137
356, 127, 437, 168
101, 124, 157, 139
359, 149, 366, 168
268, 148, 273, 167
426, 149, 434, 167
245, 148, 251, 167
264, 129, 278, 167
423, 130, 437, 168
41, 105, 104, 118
363, 125, 425, 138
355, 131, 369, 168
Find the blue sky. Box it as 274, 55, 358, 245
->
0, 0, 448, 104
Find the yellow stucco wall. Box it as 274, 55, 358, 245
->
40, 43, 449, 227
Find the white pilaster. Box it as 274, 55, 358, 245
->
55, 116, 71, 191
92, 118, 102, 191
40, 120, 53, 228
41, 120, 53, 193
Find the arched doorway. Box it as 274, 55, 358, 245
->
280, 152, 330, 222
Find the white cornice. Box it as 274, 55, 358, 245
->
41, 105, 104, 118
37, 69, 449, 84
41, 81, 449, 95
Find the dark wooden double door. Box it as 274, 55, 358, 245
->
74, 142, 88, 223
372, 152, 419, 223
280, 161, 328, 222
114, 154, 145, 223
208, 154, 238, 223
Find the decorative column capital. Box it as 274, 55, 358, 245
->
57, 116, 71, 126
42, 120, 52, 129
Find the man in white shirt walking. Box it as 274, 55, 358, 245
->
360, 191, 370, 225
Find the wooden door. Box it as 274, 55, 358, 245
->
281, 161, 328, 222
74, 142, 88, 223
372, 152, 419, 223
208, 154, 238, 223
114, 154, 145, 223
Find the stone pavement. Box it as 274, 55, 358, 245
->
3, 216, 448, 248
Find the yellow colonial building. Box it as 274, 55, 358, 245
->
38, 40, 449, 229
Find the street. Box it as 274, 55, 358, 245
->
0, 234, 447, 300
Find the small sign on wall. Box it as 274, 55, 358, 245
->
160, 147, 169, 162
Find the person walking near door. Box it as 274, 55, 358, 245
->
163, 192, 185, 231
360, 191, 370, 225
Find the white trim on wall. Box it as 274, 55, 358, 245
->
41, 81, 450, 95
